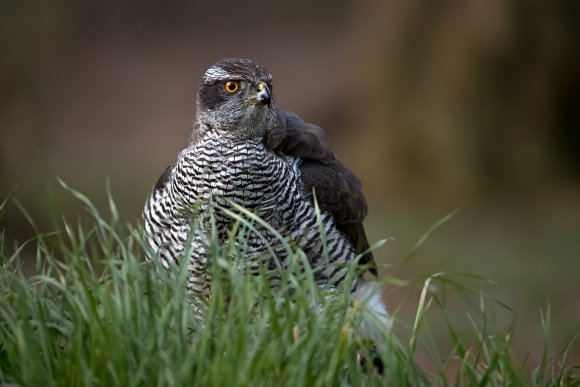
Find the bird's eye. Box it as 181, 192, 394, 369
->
224, 81, 239, 93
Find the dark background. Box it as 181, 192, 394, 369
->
1, 0, 579, 369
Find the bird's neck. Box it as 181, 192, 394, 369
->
192, 121, 266, 147
194, 127, 264, 150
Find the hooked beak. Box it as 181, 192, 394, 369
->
255, 82, 271, 107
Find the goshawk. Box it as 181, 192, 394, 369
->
143, 58, 387, 327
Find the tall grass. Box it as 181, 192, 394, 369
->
0, 184, 578, 386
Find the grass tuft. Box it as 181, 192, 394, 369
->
0, 185, 578, 386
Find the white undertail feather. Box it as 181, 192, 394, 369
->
353, 280, 391, 343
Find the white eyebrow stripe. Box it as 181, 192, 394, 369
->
204, 67, 235, 82
202, 65, 272, 84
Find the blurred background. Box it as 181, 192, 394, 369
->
1, 0, 579, 370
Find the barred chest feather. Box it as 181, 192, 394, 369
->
177, 130, 302, 237
144, 130, 356, 295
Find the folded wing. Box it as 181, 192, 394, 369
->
276, 112, 377, 276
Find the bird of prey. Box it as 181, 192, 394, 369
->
143, 58, 388, 329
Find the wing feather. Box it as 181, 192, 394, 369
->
276, 112, 377, 276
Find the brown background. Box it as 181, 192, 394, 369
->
1, 0, 579, 370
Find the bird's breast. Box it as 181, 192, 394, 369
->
189, 137, 292, 210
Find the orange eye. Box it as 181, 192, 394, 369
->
225, 81, 239, 93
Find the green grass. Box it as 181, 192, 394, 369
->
0, 184, 578, 386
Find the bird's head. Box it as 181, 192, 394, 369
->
194, 58, 286, 148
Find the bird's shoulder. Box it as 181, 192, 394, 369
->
276, 112, 367, 222
153, 164, 174, 192
275, 111, 377, 275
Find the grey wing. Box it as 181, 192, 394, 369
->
153, 164, 174, 192
275, 111, 378, 276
